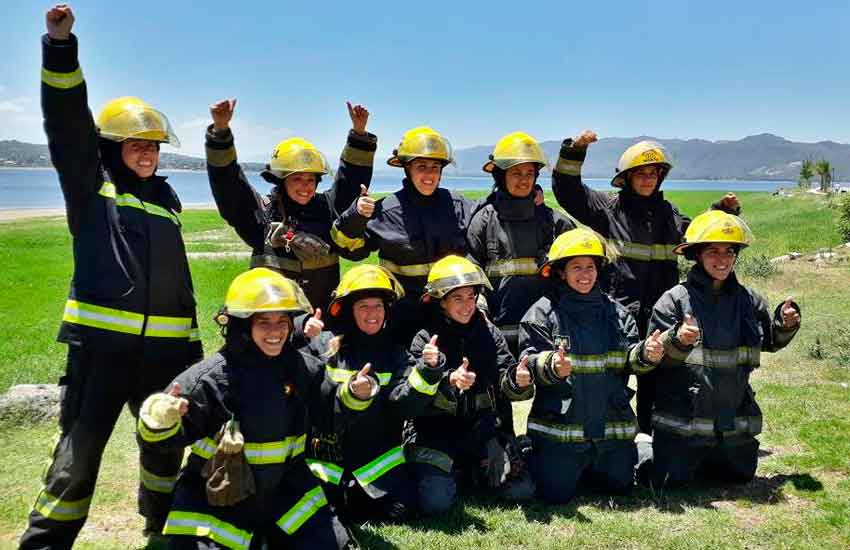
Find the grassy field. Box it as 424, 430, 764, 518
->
0, 190, 848, 549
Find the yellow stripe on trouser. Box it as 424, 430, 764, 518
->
41, 67, 84, 89
139, 465, 178, 494
380, 258, 433, 277
352, 446, 406, 486
191, 435, 305, 464
485, 257, 538, 277
164, 511, 252, 550
33, 489, 92, 522
330, 225, 366, 252
306, 459, 344, 485
276, 486, 328, 535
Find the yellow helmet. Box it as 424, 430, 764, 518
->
422, 255, 492, 302
268, 138, 330, 179
673, 210, 754, 256
482, 131, 548, 173
96, 96, 179, 147
328, 265, 405, 318
539, 228, 615, 278
217, 268, 312, 323
611, 140, 673, 188
387, 126, 453, 167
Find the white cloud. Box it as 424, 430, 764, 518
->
0, 96, 43, 143
171, 116, 291, 162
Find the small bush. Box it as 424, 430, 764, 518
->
737, 253, 777, 278
808, 337, 825, 360
836, 193, 850, 242
834, 323, 850, 368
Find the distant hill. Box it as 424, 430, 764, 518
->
442, 133, 850, 181
0, 140, 265, 172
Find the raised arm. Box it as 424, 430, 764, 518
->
551, 130, 613, 233
325, 102, 378, 216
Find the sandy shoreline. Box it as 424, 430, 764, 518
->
0, 204, 216, 222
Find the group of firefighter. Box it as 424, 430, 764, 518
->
21, 5, 803, 550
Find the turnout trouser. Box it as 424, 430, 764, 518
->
19, 344, 189, 549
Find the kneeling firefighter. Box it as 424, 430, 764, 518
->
136, 269, 365, 549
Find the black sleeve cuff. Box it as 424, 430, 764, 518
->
42, 33, 79, 73
347, 130, 377, 151
559, 138, 588, 161
206, 124, 234, 148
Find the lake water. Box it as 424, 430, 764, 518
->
0, 168, 794, 210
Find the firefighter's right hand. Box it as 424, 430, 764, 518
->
573, 130, 598, 148
449, 357, 476, 391
210, 98, 236, 131
677, 314, 701, 346
142, 383, 189, 430
356, 185, 375, 218
422, 334, 440, 367
515, 356, 532, 388
46, 4, 74, 40
552, 344, 572, 378
304, 308, 324, 338
350, 363, 377, 400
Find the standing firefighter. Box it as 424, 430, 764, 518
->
206, 97, 376, 312
137, 268, 354, 549
21, 6, 202, 548
518, 229, 664, 504
552, 132, 741, 434
639, 211, 801, 487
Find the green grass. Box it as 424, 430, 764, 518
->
0, 191, 848, 549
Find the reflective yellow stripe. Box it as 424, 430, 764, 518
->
191, 435, 305, 465
98, 181, 180, 225
326, 366, 391, 386
41, 67, 84, 89
341, 144, 376, 167
164, 511, 252, 550
63, 299, 144, 335
613, 240, 677, 262
352, 446, 405, 487
98, 181, 116, 198
139, 465, 178, 494
137, 417, 181, 443
485, 257, 538, 277
276, 486, 327, 535
568, 351, 628, 374
189, 328, 201, 342
652, 413, 762, 437
407, 367, 439, 396
528, 420, 585, 442
190, 437, 217, 459
339, 380, 373, 411
555, 157, 582, 176
33, 489, 91, 522
683, 346, 761, 369
380, 258, 433, 277
330, 225, 366, 252
306, 459, 344, 485
145, 315, 194, 338
408, 446, 453, 473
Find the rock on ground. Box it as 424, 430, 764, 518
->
0, 384, 60, 423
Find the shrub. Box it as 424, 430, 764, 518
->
736, 252, 777, 278
836, 193, 850, 242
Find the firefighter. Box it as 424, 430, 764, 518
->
205, 97, 377, 312
392, 256, 533, 515
640, 211, 800, 488
517, 228, 664, 504
137, 268, 357, 549
551, 132, 741, 434
20, 6, 203, 548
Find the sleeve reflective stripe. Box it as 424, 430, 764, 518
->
485, 258, 539, 277
98, 181, 117, 198
190, 437, 218, 460
206, 145, 237, 168
352, 446, 406, 487
407, 367, 439, 396
137, 417, 181, 443
63, 300, 145, 335
613, 240, 677, 262
33, 489, 92, 522
341, 144, 375, 167
41, 67, 84, 89
189, 328, 201, 342
555, 157, 582, 176
377, 372, 391, 386
567, 352, 627, 374
380, 259, 434, 277
407, 446, 453, 473
145, 315, 194, 338
276, 486, 328, 535
139, 465, 178, 494
164, 511, 252, 550
326, 366, 391, 386
339, 380, 373, 411
306, 459, 344, 485
192, 435, 306, 465
329, 225, 366, 252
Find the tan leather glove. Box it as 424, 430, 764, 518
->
140, 393, 185, 430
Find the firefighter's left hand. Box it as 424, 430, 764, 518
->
347, 102, 369, 135
781, 296, 801, 328
350, 363, 376, 400
450, 357, 476, 391
642, 329, 665, 364
304, 308, 324, 338
719, 192, 740, 212
515, 356, 532, 388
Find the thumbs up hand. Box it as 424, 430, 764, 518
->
515, 356, 532, 388
553, 344, 572, 378
350, 363, 377, 400
781, 296, 800, 329
356, 184, 375, 217
450, 357, 476, 391
304, 308, 324, 339
642, 329, 665, 364
422, 334, 440, 367
677, 314, 701, 346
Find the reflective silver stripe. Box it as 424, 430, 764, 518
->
41, 67, 84, 89
380, 258, 433, 277
277, 486, 327, 535
306, 459, 344, 485
604, 422, 637, 440
139, 466, 178, 494
33, 489, 92, 521
569, 352, 628, 374
555, 157, 582, 176
527, 420, 585, 442
63, 300, 144, 335
190, 437, 217, 459
192, 435, 305, 464
164, 511, 252, 550
684, 346, 761, 369
145, 315, 194, 338
485, 257, 538, 277
613, 240, 677, 262
652, 413, 762, 437
408, 446, 453, 473
352, 446, 406, 486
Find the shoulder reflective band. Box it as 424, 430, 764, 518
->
407, 367, 439, 396
41, 66, 84, 89
137, 417, 181, 443
352, 446, 406, 487
33, 488, 92, 522
408, 446, 453, 473
164, 511, 252, 550
330, 225, 366, 252
613, 240, 677, 262
306, 459, 344, 485
527, 419, 585, 442
485, 258, 539, 278
683, 346, 761, 370
191, 434, 305, 464
341, 144, 376, 167
380, 258, 434, 278
326, 366, 391, 386
63, 299, 144, 335
567, 351, 628, 374
98, 181, 180, 225
652, 413, 762, 437
555, 157, 582, 176
276, 486, 328, 535
140, 465, 178, 494
339, 379, 373, 411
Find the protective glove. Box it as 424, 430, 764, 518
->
140, 392, 185, 430
201, 421, 255, 506
268, 223, 332, 262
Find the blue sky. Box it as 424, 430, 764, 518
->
2, 1, 849, 162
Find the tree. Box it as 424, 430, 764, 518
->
798, 159, 814, 189
816, 159, 832, 192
